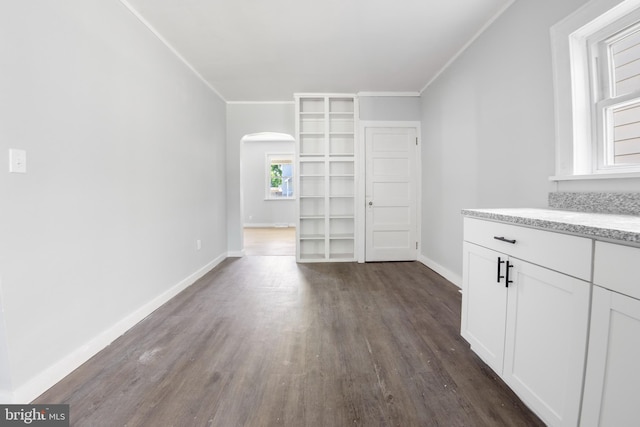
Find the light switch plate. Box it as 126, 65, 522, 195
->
9, 149, 26, 173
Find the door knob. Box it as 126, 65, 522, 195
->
368, 201, 373, 206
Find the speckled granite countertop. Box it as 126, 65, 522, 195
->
462, 208, 640, 245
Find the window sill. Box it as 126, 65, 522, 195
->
549, 172, 640, 181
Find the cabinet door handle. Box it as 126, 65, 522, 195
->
505, 261, 514, 288
494, 236, 516, 244
497, 257, 505, 283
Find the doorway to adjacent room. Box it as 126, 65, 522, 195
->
240, 132, 297, 256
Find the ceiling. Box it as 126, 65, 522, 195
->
123, 0, 514, 102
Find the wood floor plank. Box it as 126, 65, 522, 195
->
34, 257, 544, 426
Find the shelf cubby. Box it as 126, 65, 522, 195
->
330, 217, 355, 237
330, 176, 355, 197
299, 135, 325, 156
300, 176, 325, 197
300, 97, 325, 113
329, 197, 355, 217
299, 240, 326, 261
329, 98, 354, 113
329, 161, 354, 176
299, 217, 325, 238
329, 239, 354, 259
300, 197, 325, 218
300, 116, 325, 133
329, 134, 354, 156
300, 161, 325, 176
330, 117, 354, 133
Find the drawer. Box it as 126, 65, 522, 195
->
464, 217, 592, 280
594, 241, 640, 300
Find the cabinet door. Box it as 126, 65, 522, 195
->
461, 242, 508, 374
503, 261, 590, 427
581, 286, 640, 427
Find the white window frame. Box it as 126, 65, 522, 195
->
265, 153, 295, 201
591, 12, 640, 172
551, 0, 640, 180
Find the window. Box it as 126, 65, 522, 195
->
551, 0, 640, 178
266, 154, 294, 200
591, 16, 640, 170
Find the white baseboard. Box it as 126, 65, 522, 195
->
418, 254, 462, 288
10, 253, 227, 404
227, 250, 245, 258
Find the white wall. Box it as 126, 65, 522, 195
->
226, 103, 295, 253
242, 140, 296, 226
359, 96, 422, 121
0, 0, 227, 401
420, 0, 593, 286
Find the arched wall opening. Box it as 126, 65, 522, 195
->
239, 132, 296, 256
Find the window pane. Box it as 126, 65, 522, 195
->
611, 27, 640, 96
269, 161, 294, 198
281, 163, 294, 197
611, 101, 640, 165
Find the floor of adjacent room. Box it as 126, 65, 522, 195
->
243, 227, 296, 256
33, 229, 542, 426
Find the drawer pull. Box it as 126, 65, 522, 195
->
497, 257, 505, 283
494, 236, 516, 244
505, 261, 514, 288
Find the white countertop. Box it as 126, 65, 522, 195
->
462, 208, 640, 245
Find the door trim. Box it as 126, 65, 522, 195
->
357, 121, 422, 263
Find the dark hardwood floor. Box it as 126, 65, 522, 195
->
34, 257, 544, 426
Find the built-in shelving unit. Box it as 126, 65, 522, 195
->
295, 94, 358, 262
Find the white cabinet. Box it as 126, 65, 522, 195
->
462, 218, 592, 427
461, 242, 508, 373
503, 260, 589, 427
581, 242, 640, 427
296, 94, 358, 262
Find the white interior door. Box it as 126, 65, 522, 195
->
365, 126, 418, 261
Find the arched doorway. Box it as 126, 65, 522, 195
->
240, 132, 296, 255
